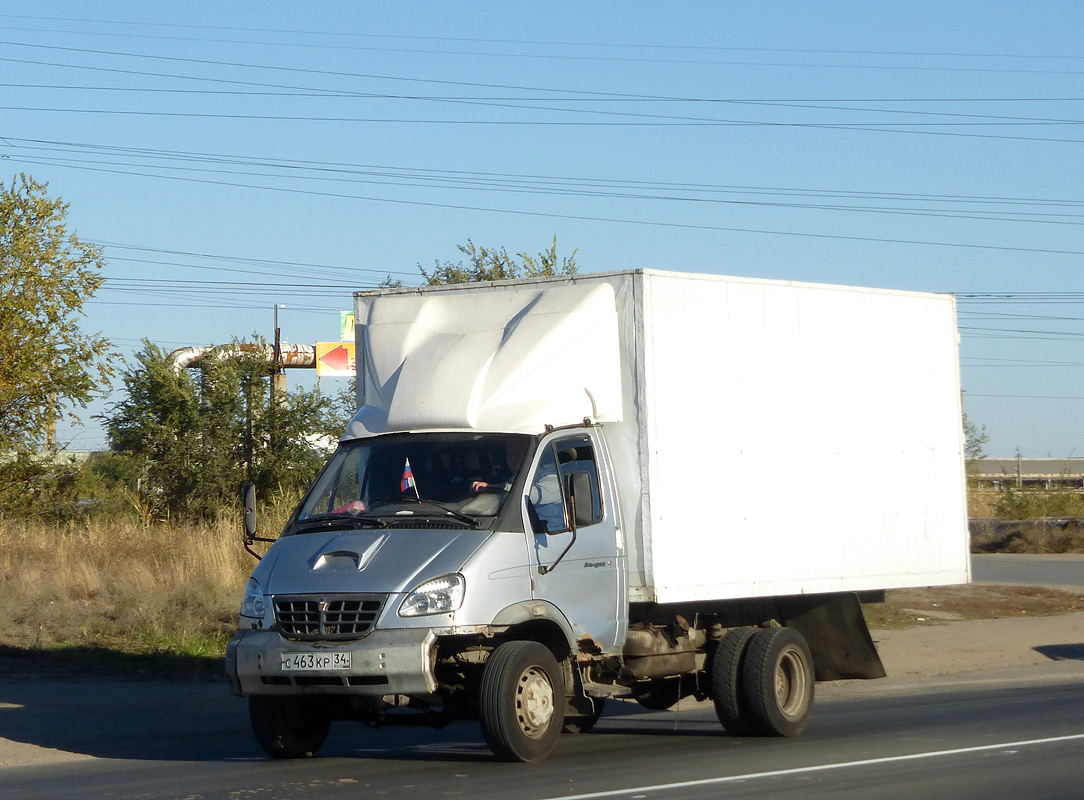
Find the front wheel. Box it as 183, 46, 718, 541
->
480, 641, 565, 761
740, 627, 815, 737
248, 695, 331, 758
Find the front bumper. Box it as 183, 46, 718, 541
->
226, 627, 437, 697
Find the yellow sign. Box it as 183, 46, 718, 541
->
315, 342, 356, 377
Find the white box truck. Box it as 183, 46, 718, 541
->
227, 269, 970, 761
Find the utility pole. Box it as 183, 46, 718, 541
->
45, 394, 56, 451
272, 304, 287, 400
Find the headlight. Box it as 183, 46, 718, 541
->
240, 577, 268, 619
398, 574, 465, 617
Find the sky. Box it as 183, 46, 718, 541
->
2, 2, 1083, 458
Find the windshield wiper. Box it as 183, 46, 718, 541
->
293, 513, 387, 532
369, 497, 480, 528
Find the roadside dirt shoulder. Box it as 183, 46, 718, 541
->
863, 583, 1084, 678
872, 608, 1084, 678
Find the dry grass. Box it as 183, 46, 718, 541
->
971, 519, 1084, 554
968, 490, 1084, 553
0, 515, 256, 660
968, 488, 1084, 521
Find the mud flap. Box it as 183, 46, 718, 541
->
777, 593, 887, 681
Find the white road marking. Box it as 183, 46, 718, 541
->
540, 733, 1084, 800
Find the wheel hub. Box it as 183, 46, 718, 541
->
516, 666, 555, 736
774, 649, 807, 719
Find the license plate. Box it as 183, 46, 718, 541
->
281, 652, 352, 671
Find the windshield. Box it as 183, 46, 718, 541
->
295, 432, 532, 523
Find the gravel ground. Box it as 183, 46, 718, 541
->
873, 609, 1084, 678
864, 583, 1084, 677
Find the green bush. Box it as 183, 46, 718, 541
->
994, 487, 1084, 520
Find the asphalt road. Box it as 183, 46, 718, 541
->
2, 555, 1080, 798
971, 553, 1084, 587
2, 669, 1084, 800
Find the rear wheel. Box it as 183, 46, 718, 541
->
711, 626, 757, 736
480, 641, 565, 761
740, 627, 814, 737
248, 695, 330, 759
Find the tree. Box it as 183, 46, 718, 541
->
419, 236, 578, 285
963, 411, 989, 486
963, 412, 989, 462
0, 174, 113, 452
103, 339, 341, 521
100, 237, 581, 521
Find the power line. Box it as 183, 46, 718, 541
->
6, 109, 1084, 148
10, 137, 1078, 208
958, 292, 1084, 303
4, 80, 1084, 129
103, 254, 410, 283
100, 253, 415, 281
11, 151, 1082, 229
0, 39, 677, 99
7, 39, 1084, 115
6, 84, 1084, 105
98, 240, 413, 274
86, 297, 355, 312
3, 15, 1083, 64
962, 357, 1084, 367
958, 310, 1084, 321
10, 152, 1084, 259
5, 104, 1084, 134
966, 393, 1084, 400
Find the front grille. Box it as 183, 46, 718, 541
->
273, 594, 385, 641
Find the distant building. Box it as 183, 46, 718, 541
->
970, 458, 1084, 490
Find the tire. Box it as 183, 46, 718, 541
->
634, 678, 681, 711
563, 697, 605, 733
711, 626, 757, 736
248, 695, 331, 759
480, 641, 565, 762
740, 627, 815, 737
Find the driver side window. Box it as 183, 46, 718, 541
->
526, 435, 603, 533
528, 447, 566, 534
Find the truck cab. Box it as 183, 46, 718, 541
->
228, 424, 626, 761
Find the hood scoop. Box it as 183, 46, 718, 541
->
309, 534, 387, 573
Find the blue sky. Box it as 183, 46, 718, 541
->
3, 3, 1083, 457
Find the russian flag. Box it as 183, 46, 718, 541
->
401, 458, 417, 494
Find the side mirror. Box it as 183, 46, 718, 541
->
566, 470, 594, 529
242, 482, 257, 541
537, 471, 594, 576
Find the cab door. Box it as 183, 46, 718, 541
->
523, 430, 625, 654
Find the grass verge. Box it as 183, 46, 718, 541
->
0, 517, 255, 677
4, 513, 1084, 677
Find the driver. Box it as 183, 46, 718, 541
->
470, 438, 530, 495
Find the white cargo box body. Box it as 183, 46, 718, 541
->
352, 269, 970, 605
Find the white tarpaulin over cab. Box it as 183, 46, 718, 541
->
345, 281, 622, 437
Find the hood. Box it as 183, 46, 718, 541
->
258, 527, 492, 596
